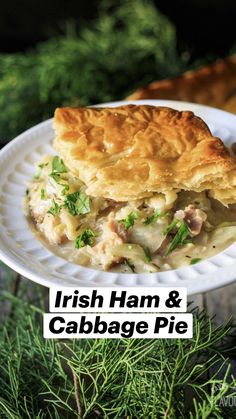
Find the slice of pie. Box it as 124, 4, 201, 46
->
53, 105, 236, 205
25, 105, 236, 273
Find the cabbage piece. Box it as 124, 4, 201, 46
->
112, 243, 159, 273
129, 219, 169, 253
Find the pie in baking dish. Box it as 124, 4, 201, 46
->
25, 105, 236, 273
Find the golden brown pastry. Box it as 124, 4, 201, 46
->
53, 105, 236, 205
126, 55, 236, 114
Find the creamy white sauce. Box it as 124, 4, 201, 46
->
25, 155, 236, 274
26, 213, 236, 273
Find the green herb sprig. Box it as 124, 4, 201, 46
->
75, 229, 95, 248
166, 221, 191, 255
48, 157, 69, 195
124, 258, 136, 272
40, 188, 46, 200
49, 172, 69, 195
144, 247, 152, 262
47, 199, 61, 216
119, 211, 138, 230
64, 191, 90, 216
143, 210, 161, 225
163, 218, 179, 237
51, 156, 67, 174
190, 257, 202, 265
34, 162, 48, 180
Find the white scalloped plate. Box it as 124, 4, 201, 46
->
1, 100, 236, 294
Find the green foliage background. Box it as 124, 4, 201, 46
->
0, 270, 236, 419
0, 0, 187, 142
1, 1, 236, 417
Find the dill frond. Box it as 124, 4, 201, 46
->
0, 281, 235, 418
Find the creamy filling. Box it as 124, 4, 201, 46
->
25, 155, 236, 273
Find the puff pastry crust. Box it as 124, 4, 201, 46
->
127, 55, 236, 114
53, 105, 236, 204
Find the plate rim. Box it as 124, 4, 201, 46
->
1, 99, 236, 294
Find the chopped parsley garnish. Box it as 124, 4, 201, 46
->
49, 173, 69, 195
143, 210, 161, 225
144, 247, 152, 262
166, 221, 190, 256
34, 162, 48, 180
119, 212, 138, 230
49, 157, 68, 195
49, 173, 60, 182
75, 229, 95, 248
64, 191, 90, 216
40, 188, 46, 200
47, 199, 61, 216
25, 189, 29, 196
163, 219, 179, 237
124, 258, 136, 272
190, 258, 202, 265
61, 184, 69, 195
51, 156, 67, 174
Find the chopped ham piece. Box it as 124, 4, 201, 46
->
92, 218, 128, 269
107, 219, 128, 242
175, 205, 207, 236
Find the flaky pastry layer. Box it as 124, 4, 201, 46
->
53, 105, 236, 204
